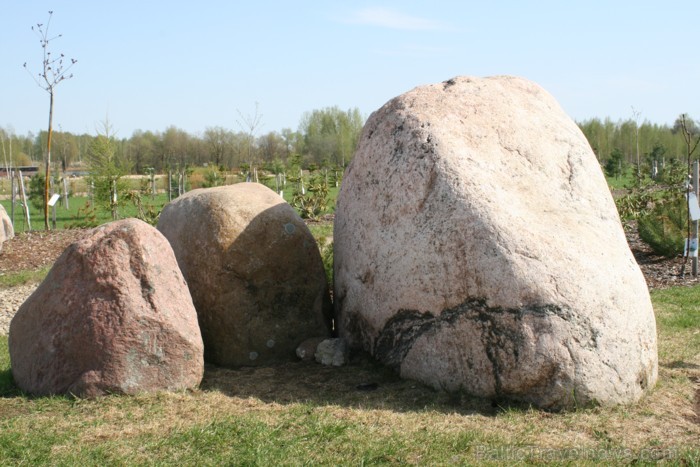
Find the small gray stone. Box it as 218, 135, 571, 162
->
296, 336, 326, 361
315, 338, 348, 367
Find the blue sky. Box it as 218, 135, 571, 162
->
2, 1, 699, 138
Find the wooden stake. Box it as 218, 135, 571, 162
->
63, 176, 69, 209
51, 176, 57, 229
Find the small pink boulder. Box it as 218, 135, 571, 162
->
9, 218, 204, 397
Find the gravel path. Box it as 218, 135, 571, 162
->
0, 283, 38, 336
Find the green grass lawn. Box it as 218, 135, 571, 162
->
605, 171, 636, 191
1, 182, 340, 232
0, 285, 698, 464
1, 193, 170, 231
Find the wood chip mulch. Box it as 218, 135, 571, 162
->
0, 228, 90, 276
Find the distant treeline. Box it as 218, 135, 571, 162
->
1, 110, 696, 175
577, 115, 697, 171
0, 106, 364, 174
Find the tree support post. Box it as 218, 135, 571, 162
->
10, 169, 15, 228
18, 170, 31, 232
693, 161, 699, 277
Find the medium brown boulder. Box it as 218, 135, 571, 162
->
9, 218, 204, 397
334, 76, 658, 410
157, 183, 332, 367
0, 204, 13, 251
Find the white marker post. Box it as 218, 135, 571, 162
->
693, 161, 699, 276
18, 170, 30, 231
48, 193, 60, 207
49, 192, 60, 230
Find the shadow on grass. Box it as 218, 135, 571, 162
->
0, 368, 23, 398
199, 351, 525, 417
661, 360, 700, 370
0, 354, 521, 416
0, 343, 522, 416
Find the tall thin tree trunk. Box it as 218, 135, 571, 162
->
1, 134, 8, 180
44, 90, 55, 230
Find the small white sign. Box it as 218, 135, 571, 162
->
685, 238, 699, 257
48, 193, 60, 207
689, 193, 700, 221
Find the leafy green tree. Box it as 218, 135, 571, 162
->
204, 126, 234, 168
52, 131, 79, 172
280, 128, 302, 160
299, 107, 364, 167
257, 131, 286, 164
128, 130, 160, 174
578, 118, 688, 167
161, 126, 190, 171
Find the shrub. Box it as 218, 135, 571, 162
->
605, 148, 626, 178
638, 198, 687, 257
292, 171, 329, 220
27, 173, 46, 215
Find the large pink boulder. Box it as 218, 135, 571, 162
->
9, 218, 204, 397
334, 76, 658, 410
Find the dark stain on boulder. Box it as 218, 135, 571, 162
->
374, 298, 579, 395
443, 78, 457, 89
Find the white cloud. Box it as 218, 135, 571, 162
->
373, 44, 451, 57
346, 7, 447, 31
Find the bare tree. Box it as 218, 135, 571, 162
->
236, 103, 263, 181
631, 106, 642, 183
24, 11, 77, 230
